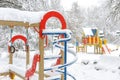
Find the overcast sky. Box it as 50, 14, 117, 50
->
61, 0, 106, 10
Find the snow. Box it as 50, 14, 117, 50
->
68, 50, 120, 80
43, 29, 72, 34
0, 52, 8, 59
95, 55, 120, 71
0, 57, 9, 73
82, 28, 93, 36
9, 65, 26, 77
0, 8, 46, 24
0, 65, 9, 73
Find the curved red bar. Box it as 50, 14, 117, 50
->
39, 11, 67, 38
10, 35, 27, 44
8, 35, 27, 53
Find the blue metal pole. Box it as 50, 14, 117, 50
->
10, 28, 13, 46
26, 29, 28, 45
64, 33, 67, 80
10, 29, 13, 39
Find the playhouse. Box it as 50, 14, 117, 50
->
77, 27, 110, 54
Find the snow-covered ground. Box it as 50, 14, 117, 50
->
0, 44, 120, 80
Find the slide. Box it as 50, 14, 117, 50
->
25, 54, 40, 79
102, 45, 110, 54
25, 54, 61, 79
54, 58, 61, 66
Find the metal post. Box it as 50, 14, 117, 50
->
10, 29, 13, 40
64, 33, 67, 80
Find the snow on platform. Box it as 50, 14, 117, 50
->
9, 65, 26, 77
0, 58, 9, 73
0, 65, 9, 73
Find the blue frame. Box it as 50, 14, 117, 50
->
64, 33, 67, 80
43, 32, 67, 80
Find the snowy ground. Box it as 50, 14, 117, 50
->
67, 44, 120, 80
68, 53, 120, 80
0, 44, 120, 80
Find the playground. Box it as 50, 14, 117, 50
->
0, 8, 120, 80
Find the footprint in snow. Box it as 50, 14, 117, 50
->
93, 61, 98, 65
81, 61, 89, 65
94, 67, 103, 71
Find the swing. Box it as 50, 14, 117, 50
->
8, 28, 29, 53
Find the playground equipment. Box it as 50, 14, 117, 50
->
0, 8, 77, 80
77, 28, 110, 54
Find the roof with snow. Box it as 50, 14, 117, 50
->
82, 28, 98, 36
0, 8, 46, 27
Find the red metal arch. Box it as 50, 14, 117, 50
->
10, 35, 27, 44
39, 11, 67, 38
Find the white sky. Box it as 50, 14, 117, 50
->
61, 0, 105, 10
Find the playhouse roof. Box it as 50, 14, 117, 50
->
82, 28, 97, 36
0, 8, 46, 27
0, 8, 46, 23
